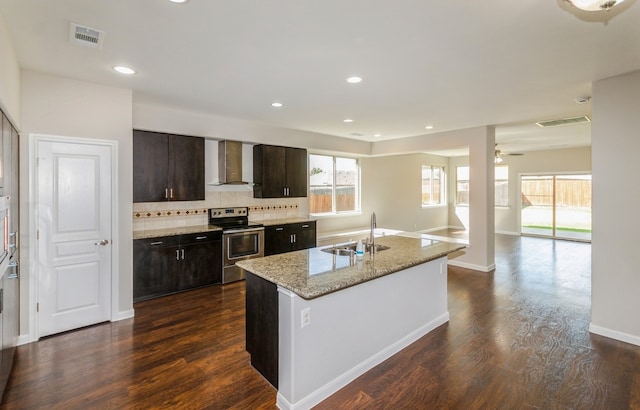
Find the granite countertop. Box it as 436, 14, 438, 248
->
236, 234, 466, 299
252, 217, 315, 226
133, 225, 222, 240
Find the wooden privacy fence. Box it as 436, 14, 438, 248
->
310, 187, 356, 213
522, 178, 591, 208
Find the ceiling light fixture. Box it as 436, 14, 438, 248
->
346, 76, 362, 84
343, 118, 354, 123
113, 65, 136, 75
271, 102, 283, 108
374, 133, 382, 137
495, 146, 503, 164
425, 125, 434, 130
563, 0, 624, 11
168, 0, 189, 3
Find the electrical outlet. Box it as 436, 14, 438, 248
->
301, 307, 311, 328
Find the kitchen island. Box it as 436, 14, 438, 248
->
237, 234, 466, 410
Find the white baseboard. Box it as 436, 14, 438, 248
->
277, 313, 450, 410
447, 259, 496, 272
17, 334, 35, 346
496, 230, 519, 236
589, 323, 640, 346
113, 308, 135, 321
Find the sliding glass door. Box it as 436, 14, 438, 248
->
521, 174, 591, 241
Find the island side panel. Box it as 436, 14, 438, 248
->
245, 272, 279, 388
276, 256, 449, 409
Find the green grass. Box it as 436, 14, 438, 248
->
522, 225, 592, 233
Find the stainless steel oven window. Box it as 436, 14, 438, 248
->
226, 233, 260, 259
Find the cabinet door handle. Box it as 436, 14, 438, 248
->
195, 236, 207, 240
275, 227, 284, 231
170, 188, 174, 199
150, 241, 163, 246
283, 187, 287, 196
302, 224, 309, 228
181, 249, 185, 260
176, 249, 180, 261
165, 188, 169, 199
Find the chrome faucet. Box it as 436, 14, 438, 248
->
370, 212, 377, 255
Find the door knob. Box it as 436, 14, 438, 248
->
95, 239, 110, 246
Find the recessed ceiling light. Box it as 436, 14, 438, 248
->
168, 0, 189, 3
425, 125, 434, 130
271, 102, 283, 108
113, 65, 136, 75
343, 118, 354, 123
346, 76, 363, 84
374, 133, 382, 137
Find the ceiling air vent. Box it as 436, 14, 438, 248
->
536, 116, 591, 128
69, 23, 105, 50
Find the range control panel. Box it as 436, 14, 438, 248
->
209, 207, 248, 219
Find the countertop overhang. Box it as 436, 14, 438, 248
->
237, 234, 466, 299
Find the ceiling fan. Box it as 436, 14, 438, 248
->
495, 145, 524, 163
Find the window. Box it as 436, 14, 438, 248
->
421, 165, 444, 206
456, 165, 509, 207
456, 166, 470, 205
309, 154, 360, 215
494, 165, 509, 207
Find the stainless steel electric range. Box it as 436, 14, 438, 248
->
209, 207, 264, 284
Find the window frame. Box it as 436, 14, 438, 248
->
455, 164, 509, 207
421, 164, 446, 207
309, 154, 361, 216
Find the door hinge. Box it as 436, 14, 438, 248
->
36, 157, 40, 167
37, 302, 40, 312
37, 230, 40, 240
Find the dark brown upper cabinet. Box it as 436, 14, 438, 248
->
253, 144, 307, 198
133, 130, 205, 202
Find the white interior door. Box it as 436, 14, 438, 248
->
37, 138, 112, 337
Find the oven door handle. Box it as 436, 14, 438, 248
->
224, 227, 265, 234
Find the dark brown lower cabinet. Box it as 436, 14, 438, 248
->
245, 272, 279, 388
264, 221, 316, 256
133, 231, 222, 302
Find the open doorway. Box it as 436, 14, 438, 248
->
520, 174, 592, 241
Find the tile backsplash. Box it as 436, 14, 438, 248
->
133, 189, 309, 233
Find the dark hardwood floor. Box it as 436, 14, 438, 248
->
2, 235, 640, 409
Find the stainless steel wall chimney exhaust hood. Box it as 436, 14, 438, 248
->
215, 140, 249, 185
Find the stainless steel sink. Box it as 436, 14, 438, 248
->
344, 243, 390, 253
321, 247, 356, 256
321, 242, 390, 256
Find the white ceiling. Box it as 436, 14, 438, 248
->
1, 0, 639, 155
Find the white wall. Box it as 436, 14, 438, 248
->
0, 12, 20, 126
365, 153, 449, 232
21, 71, 134, 340
590, 70, 640, 346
